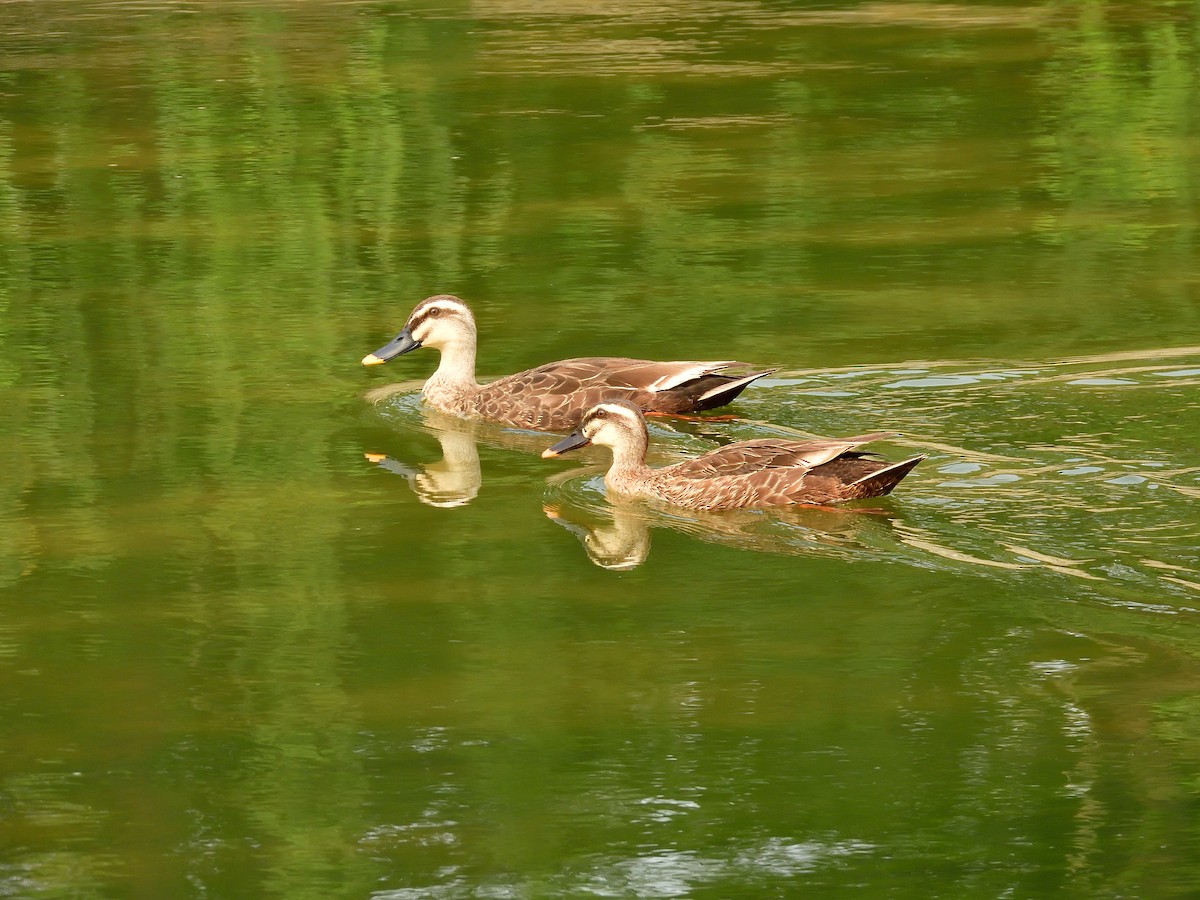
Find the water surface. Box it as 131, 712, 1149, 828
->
1, 1, 1199, 897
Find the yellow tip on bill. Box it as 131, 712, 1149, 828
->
540, 448, 560, 459
361, 353, 385, 366
364, 452, 387, 464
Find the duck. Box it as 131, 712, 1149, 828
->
361, 295, 774, 432
541, 400, 925, 510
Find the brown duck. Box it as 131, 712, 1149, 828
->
542, 400, 925, 510
361, 295, 774, 432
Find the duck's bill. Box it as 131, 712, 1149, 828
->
361, 328, 421, 366
541, 431, 591, 458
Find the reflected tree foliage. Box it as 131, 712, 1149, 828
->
1036, 3, 1198, 339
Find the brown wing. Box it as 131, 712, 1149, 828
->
653, 452, 922, 510
475, 358, 769, 431
652, 466, 817, 509
668, 432, 898, 480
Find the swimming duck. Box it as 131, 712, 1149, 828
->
541, 400, 925, 510
362, 295, 774, 432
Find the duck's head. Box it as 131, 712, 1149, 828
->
541, 400, 647, 458
362, 295, 477, 365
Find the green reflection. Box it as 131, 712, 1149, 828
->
1038, 6, 1197, 244
0, 2, 1198, 897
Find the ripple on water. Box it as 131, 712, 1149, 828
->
1153, 368, 1200, 378
740, 348, 1200, 609
939, 473, 1022, 488
885, 373, 1012, 389
1106, 474, 1148, 486
938, 463, 984, 475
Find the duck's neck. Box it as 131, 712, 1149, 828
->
604, 434, 653, 492
423, 341, 480, 414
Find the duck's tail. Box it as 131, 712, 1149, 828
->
694, 368, 777, 410
846, 455, 925, 498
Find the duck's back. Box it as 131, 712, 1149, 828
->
474, 357, 763, 431
635, 434, 922, 510
666, 439, 832, 480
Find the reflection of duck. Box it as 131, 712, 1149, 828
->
364, 415, 482, 508
542, 401, 925, 510
364, 406, 579, 508
361, 295, 774, 431
544, 504, 653, 571
544, 500, 895, 571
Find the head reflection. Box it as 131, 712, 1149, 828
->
364, 431, 480, 508
544, 503, 653, 571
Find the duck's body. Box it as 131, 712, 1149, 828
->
362, 295, 773, 432
543, 401, 925, 510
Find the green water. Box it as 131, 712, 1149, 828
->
2, 1, 1199, 897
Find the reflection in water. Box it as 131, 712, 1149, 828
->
544, 498, 896, 572
369, 834, 873, 898
363, 385, 582, 507
364, 392, 485, 508
544, 502, 654, 571
366, 434, 481, 509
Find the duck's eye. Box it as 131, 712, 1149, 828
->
427, 307, 441, 318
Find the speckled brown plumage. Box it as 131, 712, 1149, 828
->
362, 295, 773, 432
543, 401, 925, 510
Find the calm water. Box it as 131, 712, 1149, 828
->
2, 1, 1199, 897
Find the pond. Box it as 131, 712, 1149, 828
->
1, 1, 1198, 897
